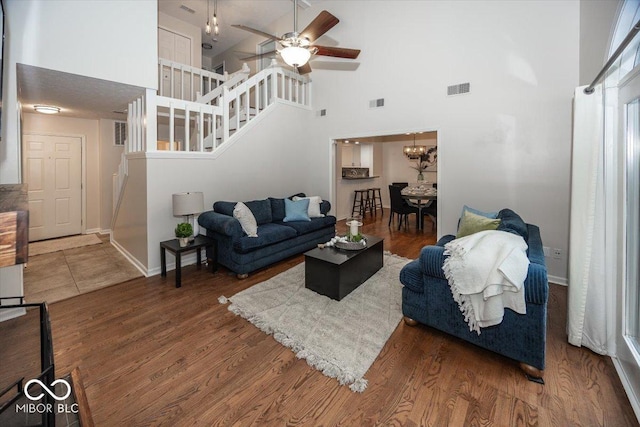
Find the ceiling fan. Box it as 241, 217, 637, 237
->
232, 0, 360, 74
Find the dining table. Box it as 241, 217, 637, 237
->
401, 184, 437, 230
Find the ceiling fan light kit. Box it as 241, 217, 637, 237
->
281, 45, 311, 67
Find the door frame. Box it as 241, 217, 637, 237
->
22, 132, 88, 235
615, 67, 640, 420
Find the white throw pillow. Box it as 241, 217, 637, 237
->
293, 196, 325, 218
233, 202, 258, 237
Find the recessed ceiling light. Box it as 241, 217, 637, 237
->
34, 105, 61, 114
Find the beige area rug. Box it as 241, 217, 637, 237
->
30, 234, 102, 256
219, 252, 410, 392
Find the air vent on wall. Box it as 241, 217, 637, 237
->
447, 82, 471, 96
369, 98, 384, 108
179, 4, 196, 14
114, 121, 127, 146
319, 109, 327, 117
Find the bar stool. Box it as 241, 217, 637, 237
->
368, 188, 383, 216
352, 189, 369, 217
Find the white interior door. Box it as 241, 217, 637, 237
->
24, 134, 82, 241
158, 27, 192, 99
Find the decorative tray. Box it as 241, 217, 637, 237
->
334, 240, 367, 251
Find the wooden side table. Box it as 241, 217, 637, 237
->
160, 235, 217, 288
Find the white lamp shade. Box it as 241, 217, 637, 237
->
172, 192, 204, 216
281, 46, 311, 67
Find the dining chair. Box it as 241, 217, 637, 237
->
422, 200, 437, 230
391, 182, 409, 188
388, 185, 418, 230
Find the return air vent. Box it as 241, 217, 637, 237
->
114, 121, 126, 146
179, 4, 196, 14
369, 98, 384, 108
319, 109, 327, 117
447, 82, 471, 96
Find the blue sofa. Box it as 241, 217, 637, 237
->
198, 195, 336, 278
399, 210, 548, 382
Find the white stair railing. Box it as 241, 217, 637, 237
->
156, 97, 223, 152
196, 63, 250, 106
158, 58, 227, 102
128, 63, 311, 155
221, 63, 311, 141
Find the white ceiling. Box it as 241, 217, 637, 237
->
18, 64, 145, 120
158, 0, 310, 58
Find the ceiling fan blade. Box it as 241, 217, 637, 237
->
313, 45, 361, 59
239, 50, 278, 61
231, 24, 281, 41
296, 63, 312, 75
299, 11, 339, 43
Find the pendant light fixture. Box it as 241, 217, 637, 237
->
403, 132, 427, 159
213, 0, 219, 36
205, 0, 212, 35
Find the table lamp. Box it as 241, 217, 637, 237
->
172, 192, 204, 240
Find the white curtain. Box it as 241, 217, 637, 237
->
568, 84, 610, 354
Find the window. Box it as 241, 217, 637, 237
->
114, 121, 126, 146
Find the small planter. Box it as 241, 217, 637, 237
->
179, 237, 190, 247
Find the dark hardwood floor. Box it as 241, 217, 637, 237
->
42, 210, 638, 426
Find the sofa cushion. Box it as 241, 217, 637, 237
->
497, 209, 529, 240
293, 195, 325, 218
274, 216, 336, 236
269, 197, 286, 222
283, 198, 311, 222
215, 199, 272, 225
233, 202, 258, 237
213, 201, 236, 217
233, 223, 297, 253
320, 200, 331, 215
456, 210, 501, 238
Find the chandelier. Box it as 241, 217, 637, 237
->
403, 133, 427, 159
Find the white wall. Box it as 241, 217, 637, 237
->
113, 156, 148, 271
22, 114, 101, 232
99, 119, 125, 232
296, 0, 577, 281
143, 103, 315, 274
159, 11, 202, 69
579, 0, 620, 86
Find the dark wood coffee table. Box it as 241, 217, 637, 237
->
304, 235, 383, 300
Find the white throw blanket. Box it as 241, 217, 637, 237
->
443, 230, 530, 334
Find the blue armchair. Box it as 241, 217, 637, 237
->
399, 215, 549, 382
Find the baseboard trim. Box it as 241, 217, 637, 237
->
110, 238, 149, 277
147, 252, 202, 277
0, 307, 26, 322
99, 229, 111, 235
84, 228, 101, 235
612, 356, 640, 423
548, 275, 568, 286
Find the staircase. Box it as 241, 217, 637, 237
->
111, 59, 312, 228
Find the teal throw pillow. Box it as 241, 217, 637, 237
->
456, 210, 501, 238
283, 198, 311, 222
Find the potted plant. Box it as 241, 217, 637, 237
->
175, 222, 193, 247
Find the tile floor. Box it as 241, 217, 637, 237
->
23, 234, 142, 304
